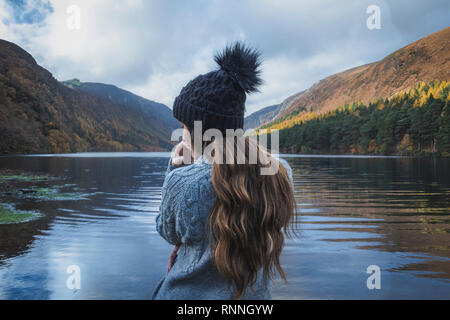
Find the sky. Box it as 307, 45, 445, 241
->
0, 0, 449, 115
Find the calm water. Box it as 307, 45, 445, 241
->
0, 153, 449, 299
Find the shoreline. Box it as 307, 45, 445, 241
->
0, 151, 447, 158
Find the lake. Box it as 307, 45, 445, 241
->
0, 153, 449, 299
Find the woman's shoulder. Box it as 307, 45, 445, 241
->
167, 158, 211, 179
278, 157, 290, 168
163, 155, 293, 191
164, 159, 213, 195
277, 157, 294, 187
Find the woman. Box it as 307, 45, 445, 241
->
152, 42, 296, 300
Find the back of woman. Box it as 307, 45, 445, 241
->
151, 42, 296, 300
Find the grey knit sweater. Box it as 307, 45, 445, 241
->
151, 155, 293, 300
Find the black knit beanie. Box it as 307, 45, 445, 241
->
173, 42, 262, 133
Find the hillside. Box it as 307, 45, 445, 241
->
244, 104, 280, 130
274, 81, 450, 156
62, 79, 180, 134
265, 27, 450, 130
0, 39, 175, 154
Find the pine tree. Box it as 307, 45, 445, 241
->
437, 102, 450, 155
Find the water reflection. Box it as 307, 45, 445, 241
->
0, 153, 449, 299
274, 157, 450, 299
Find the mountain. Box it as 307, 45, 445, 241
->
62, 79, 179, 133
275, 81, 450, 155
264, 26, 450, 130
0, 39, 176, 154
244, 104, 280, 130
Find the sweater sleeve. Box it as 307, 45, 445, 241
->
155, 157, 178, 245
156, 169, 182, 245
156, 165, 212, 246
164, 156, 176, 178
279, 158, 294, 188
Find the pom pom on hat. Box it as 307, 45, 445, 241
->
173, 41, 264, 133
214, 42, 263, 94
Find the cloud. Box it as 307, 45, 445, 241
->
0, 0, 449, 115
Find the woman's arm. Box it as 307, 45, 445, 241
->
156, 163, 214, 248
164, 141, 189, 177
156, 142, 198, 245
164, 157, 176, 177
156, 174, 181, 245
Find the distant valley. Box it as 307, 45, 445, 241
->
245, 27, 450, 156
0, 39, 179, 154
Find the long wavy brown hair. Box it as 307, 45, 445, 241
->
186, 125, 296, 299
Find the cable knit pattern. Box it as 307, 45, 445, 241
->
151, 155, 294, 300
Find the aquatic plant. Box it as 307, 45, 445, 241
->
0, 203, 40, 224
19, 186, 92, 201
0, 175, 92, 201
0, 174, 49, 182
